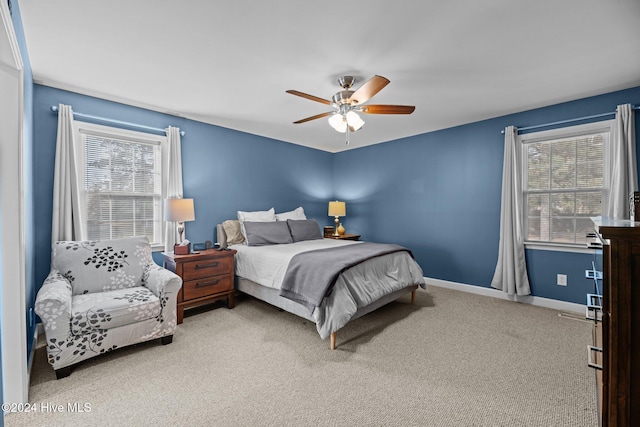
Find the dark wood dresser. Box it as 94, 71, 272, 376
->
163, 248, 237, 324
590, 217, 640, 427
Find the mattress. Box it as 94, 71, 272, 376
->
231, 238, 424, 339
231, 238, 359, 290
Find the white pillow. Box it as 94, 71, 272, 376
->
275, 207, 306, 221
237, 208, 276, 223
237, 208, 276, 244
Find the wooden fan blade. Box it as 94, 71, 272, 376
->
286, 90, 332, 105
293, 111, 333, 124
348, 75, 390, 105
360, 104, 416, 114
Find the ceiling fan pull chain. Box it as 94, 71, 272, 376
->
345, 122, 350, 145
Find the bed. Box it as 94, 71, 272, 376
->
216, 210, 425, 349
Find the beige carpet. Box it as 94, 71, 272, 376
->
6, 286, 598, 427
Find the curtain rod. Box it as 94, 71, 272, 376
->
501, 105, 639, 134
50, 105, 185, 136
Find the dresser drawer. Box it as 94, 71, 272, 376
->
182, 257, 231, 281
183, 275, 232, 301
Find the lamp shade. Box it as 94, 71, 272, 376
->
328, 201, 346, 217
346, 111, 365, 131
328, 114, 347, 133
164, 198, 195, 222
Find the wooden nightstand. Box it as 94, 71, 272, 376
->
162, 249, 237, 324
327, 233, 361, 241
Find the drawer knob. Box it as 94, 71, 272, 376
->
195, 262, 219, 269
195, 279, 221, 288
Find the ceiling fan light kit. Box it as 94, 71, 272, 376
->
287, 75, 415, 145
328, 110, 365, 133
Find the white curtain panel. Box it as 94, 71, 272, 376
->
491, 126, 531, 296
606, 104, 637, 219
51, 104, 85, 243
163, 126, 184, 252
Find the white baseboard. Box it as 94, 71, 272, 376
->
26, 324, 41, 398
423, 277, 586, 314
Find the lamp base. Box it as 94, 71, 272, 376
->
333, 217, 340, 236
177, 221, 185, 244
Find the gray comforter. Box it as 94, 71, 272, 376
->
279, 242, 413, 311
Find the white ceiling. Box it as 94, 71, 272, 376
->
19, 0, 640, 153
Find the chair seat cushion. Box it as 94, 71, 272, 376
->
71, 287, 160, 335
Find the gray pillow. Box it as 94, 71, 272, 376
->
243, 221, 293, 246
287, 219, 323, 242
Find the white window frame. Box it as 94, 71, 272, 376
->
73, 121, 168, 251
521, 120, 613, 253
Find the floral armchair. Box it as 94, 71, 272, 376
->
35, 236, 182, 379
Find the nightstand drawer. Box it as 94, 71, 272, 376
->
182, 258, 231, 280
163, 248, 237, 324
183, 275, 233, 300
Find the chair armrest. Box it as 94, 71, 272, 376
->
35, 271, 73, 339
144, 264, 182, 298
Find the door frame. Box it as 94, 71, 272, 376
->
0, 0, 28, 406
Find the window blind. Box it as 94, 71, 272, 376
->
525, 132, 606, 244
84, 134, 162, 243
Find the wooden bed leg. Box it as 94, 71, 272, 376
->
411, 289, 417, 304
330, 332, 337, 350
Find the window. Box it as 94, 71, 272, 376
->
522, 121, 612, 247
74, 122, 167, 249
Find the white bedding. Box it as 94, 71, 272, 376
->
231, 238, 360, 290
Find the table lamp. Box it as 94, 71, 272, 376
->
164, 198, 195, 244
328, 200, 346, 236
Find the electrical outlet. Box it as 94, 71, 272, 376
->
557, 274, 567, 286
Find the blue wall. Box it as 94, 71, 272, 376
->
33, 85, 334, 284
334, 86, 640, 304
31, 84, 640, 307
32, 85, 640, 306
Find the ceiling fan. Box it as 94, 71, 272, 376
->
286, 75, 415, 144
